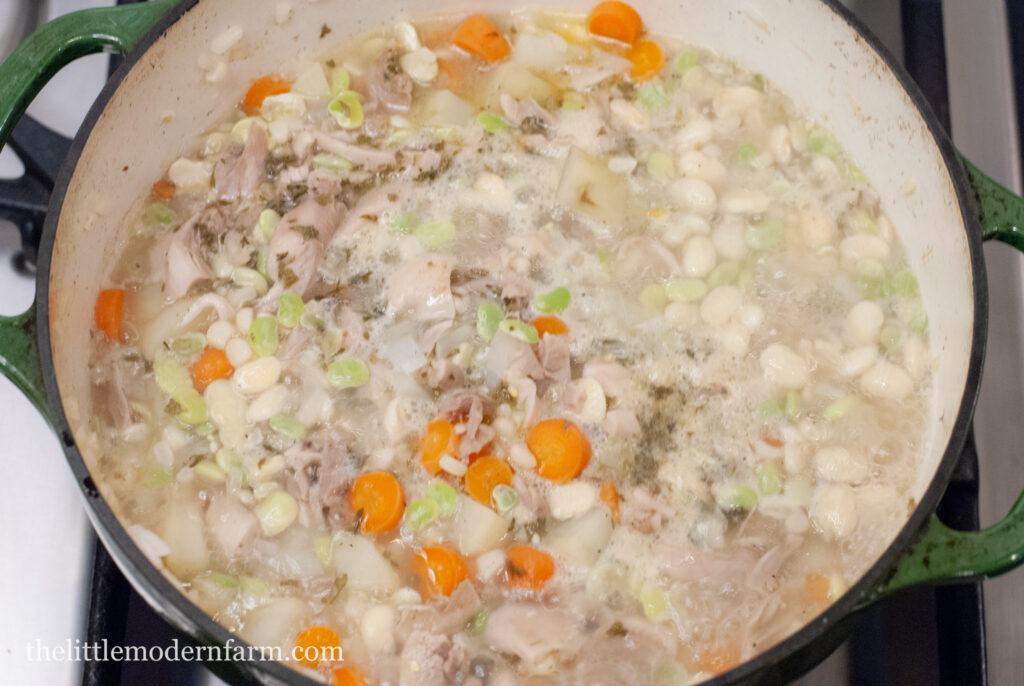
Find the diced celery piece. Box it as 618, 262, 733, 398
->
491, 484, 518, 513
808, 129, 840, 158
277, 293, 304, 328
638, 82, 670, 111
426, 481, 458, 515
824, 395, 858, 420
239, 575, 268, 596
640, 284, 668, 312
269, 414, 307, 439
315, 534, 334, 566
468, 610, 488, 634
154, 356, 192, 397
477, 111, 509, 132
328, 90, 364, 129
499, 319, 539, 344
176, 390, 208, 425
414, 220, 456, 249
755, 462, 782, 496
391, 210, 417, 233
887, 268, 919, 297
145, 202, 177, 225
757, 396, 783, 419
327, 359, 370, 388
171, 332, 205, 357
715, 484, 758, 510
746, 218, 784, 250
194, 460, 226, 482
215, 448, 242, 472
785, 390, 801, 421
675, 50, 698, 73
665, 279, 707, 303
846, 164, 866, 184
477, 303, 502, 340
330, 67, 350, 95
249, 317, 278, 357
312, 153, 353, 173
647, 151, 675, 180
879, 322, 902, 354
908, 308, 928, 334
736, 142, 758, 163
561, 91, 586, 111
208, 573, 239, 589
641, 581, 668, 620
535, 286, 571, 313
708, 261, 740, 288
405, 497, 440, 531
258, 209, 281, 241
751, 73, 765, 91
141, 465, 174, 488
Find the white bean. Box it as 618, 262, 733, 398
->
235, 307, 254, 334
682, 234, 718, 277
814, 446, 870, 484
548, 482, 597, 520
759, 343, 810, 389
839, 345, 878, 377
392, 20, 421, 51
720, 190, 770, 215
475, 550, 506, 581
740, 304, 765, 330
712, 85, 762, 116
210, 25, 243, 55
247, 385, 288, 423
719, 321, 750, 356
670, 178, 718, 217
811, 484, 858, 539
840, 233, 890, 263
509, 443, 536, 470
712, 218, 748, 260
800, 208, 836, 249
678, 150, 726, 188
701, 286, 743, 326
769, 124, 792, 163
673, 117, 714, 149
859, 360, 914, 400
168, 158, 212, 189
400, 47, 438, 85
440, 455, 467, 477
206, 320, 234, 349
664, 302, 699, 329
609, 98, 649, 131
361, 605, 396, 654
233, 357, 281, 395
843, 301, 884, 346
576, 378, 607, 424
225, 337, 252, 367
903, 335, 929, 380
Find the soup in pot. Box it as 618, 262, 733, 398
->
84, 3, 932, 684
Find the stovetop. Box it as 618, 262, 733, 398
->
0, 1, 1021, 685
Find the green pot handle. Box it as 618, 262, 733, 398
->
0, 0, 177, 419
872, 155, 1024, 600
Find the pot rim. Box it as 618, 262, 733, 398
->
32, 0, 989, 683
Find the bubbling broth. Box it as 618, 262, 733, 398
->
85, 4, 931, 684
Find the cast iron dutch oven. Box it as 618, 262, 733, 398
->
1, 0, 1023, 683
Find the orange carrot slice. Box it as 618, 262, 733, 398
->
504, 544, 556, 590
464, 456, 513, 506
420, 419, 460, 475
191, 346, 234, 392
531, 315, 569, 338
587, 1, 643, 45
350, 471, 405, 533
414, 545, 469, 597
241, 74, 290, 116
94, 289, 125, 342
453, 15, 511, 62
293, 625, 342, 668
526, 418, 592, 482
627, 39, 665, 81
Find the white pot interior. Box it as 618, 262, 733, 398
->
48, 0, 974, 514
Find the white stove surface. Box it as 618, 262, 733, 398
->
0, 2, 1020, 685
